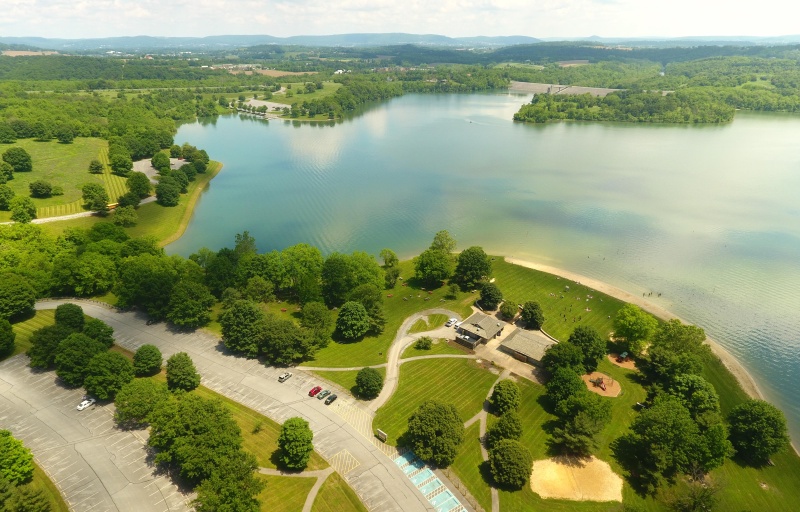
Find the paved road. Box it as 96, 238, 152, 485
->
36, 300, 431, 512
0, 355, 190, 512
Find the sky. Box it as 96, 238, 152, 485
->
1, 0, 799, 40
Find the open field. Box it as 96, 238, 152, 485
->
372, 358, 497, 445
269, 82, 342, 105
301, 260, 477, 368
8, 309, 56, 358
0, 138, 106, 221
256, 474, 316, 512
400, 338, 468, 359
408, 313, 449, 333
235, 69, 320, 77
311, 471, 368, 512
509, 81, 620, 97
492, 258, 625, 342
311, 367, 387, 398
450, 422, 492, 512
97, 146, 128, 202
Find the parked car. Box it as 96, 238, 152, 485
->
77, 398, 96, 411
445, 318, 457, 327
309, 386, 322, 397
278, 372, 293, 382
454, 321, 463, 328
325, 394, 338, 405
317, 389, 331, 400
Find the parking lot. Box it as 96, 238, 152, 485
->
0, 354, 190, 512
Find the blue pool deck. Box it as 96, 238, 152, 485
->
393, 451, 464, 512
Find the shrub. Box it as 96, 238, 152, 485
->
490, 379, 521, 415
88, 159, 105, 174
133, 344, 163, 376
355, 367, 383, 399
489, 439, 532, 489
28, 180, 53, 198
414, 336, 433, 350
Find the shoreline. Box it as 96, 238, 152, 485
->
159, 160, 224, 247
504, 256, 765, 401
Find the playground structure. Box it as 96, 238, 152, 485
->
589, 376, 606, 391
616, 351, 630, 363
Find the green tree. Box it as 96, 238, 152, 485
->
545, 367, 585, 407
126, 171, 152, 197
117, 191, 141, 208
0, 184, 14, 210
55, 303, 85, 331
0, 431, 34, 485
0, 162, 13, 183
243, 275, 275, 303
9, 196, 36, 223
194, 450, 263, 512
489, 439, 533, 490
384, 266, 401, 289
151, 152, 171, 173
455, 246, 492, 289
261, 317, 313, 366
28, 180, 52, 198
26, 324, 73, 368
171, 168, 189, 193
413, 248, 453, 286
414, 336, 432, 350
568, 326, 606, 373
166, 352, 201, 391
430, 230, 457, 253
541, 341, 585, 374
728, 399, 790, 464
355, 367, 383, 399
88, 159, 105, 174
133, 344, 163, 376
348, 283, 386, 334
110, 153, 133, 177
278, 417, 314, 470
499, 301, 517, 320
114, 378, 170, 427
2, 147, 32, 173
520, 301, 545, 330
552, 390, 612, 456
54, 333, 107, 387
166, 280, 215, 328
666, 374, 720, 421
485, 411, 522, 449
155, 177, 181, 206
115, 253, 179, 319
0, 123, 16, 144
83, 351, 135, 400
300, 301, 334, 347
405, 400, 464, 468
0, 273, 36, 320
3, 483, 51, 512
335, 301, 370, 340
170, 145, 183, 158
56, 125, 75, 144
479, 282, 503, 310
613, 304, 657, 355
220, 300, 268, 358
82, 318, 114, 348
379, 248, 398, 268
81, 182, 110, 213
113, 205, 138, 227
0, 318, 15, 358
490, 379, 521, 415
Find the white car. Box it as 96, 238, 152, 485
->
278, 372, 293, 383
454, 321, 463, 329
445, 318, 457, 327
77, 398, 96, 411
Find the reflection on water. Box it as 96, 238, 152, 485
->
170, 94, 800, 443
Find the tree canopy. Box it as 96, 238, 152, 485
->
133, 344, 163, 376
114, 378, 171, 427
413, 248, 453, 286
489, 439, 533, 490
567, 325, 606, 373
613, 304, 657, 355
490, 379, 521, 415
54, 333, 107, 387
728, 399, 790, 464
355, 367, 384, 399
166, 352, 201, 391
0, 273, 36, 320
520, 301, 545, 330
0, 430, 34, 485
454, 246, 491, 289
278, 417, 314, 470
166, 280, 215, 328
0, 319, 15, 358
54, 302, 84, 331
2, 148, 32, 173
220, 299, 268, 358
83, 351, 135, 400
405, 400, 464, 468
479, 282, 503, 310
335, 301, 370, 340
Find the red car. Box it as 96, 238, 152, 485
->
309, 386, 322, 397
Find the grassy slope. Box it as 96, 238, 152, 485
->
8, 309, 55, 358
372, 358, 497, 446
450, 422, 492, 512
310, 368, 386, 398
29, 462, 69, 512
256, 474, 316, 512
269, 82, 342, 105
401, 339, 468, 359
301, 260, 477, 368
311, 472, 368, 512
408, 313, 449, 334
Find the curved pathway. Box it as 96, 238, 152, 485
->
33, 300, 431, 512
258, 467, 334, 512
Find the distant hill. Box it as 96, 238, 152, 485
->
0, 33, 541, 52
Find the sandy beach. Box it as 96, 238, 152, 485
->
505, 256, 764, 401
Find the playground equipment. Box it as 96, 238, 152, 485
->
589, 377, 607, 391
616, 352, 629, 363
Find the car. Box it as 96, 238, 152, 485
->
309, 386, 322, 397
445, 318, 457, 327
317, 389, 331, 400
454, 321, 463, 329
77, 398, 96, 411
325, 394, 338, 405
278, 372, 293, 383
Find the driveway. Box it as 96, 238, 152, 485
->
36, 300, 431, 512
0, 355, 190, 512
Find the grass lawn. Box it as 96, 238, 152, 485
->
8, 309, 56, 359
401, 339, 468, 359
311, 471, 368, 512
301, 260, 477, 368
310, 368, 386, 398
270, 82, 342, 105
450, 422, 492, 512
372, 358, 498, 446
0, 138, 106, 221
256, 474, 316, 512
29, 462, 69, 512
41, 161, 223, 245
408, 313, 449, 334
97, 146, 128, 202
492, 259, 627, 342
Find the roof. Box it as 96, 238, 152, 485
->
459, 312, 505, 340
501, 328, 557, 362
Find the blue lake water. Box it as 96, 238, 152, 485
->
169, 93, 800, 444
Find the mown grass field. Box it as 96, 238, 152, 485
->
301, 260, 477, 368
492, 258, 626, 342
311, 472, 368, 512
256, 474, 316, 512
270, 82, 342, 105
0, 138, 106, 221
372, 358, 497, 445
30, 463, 69, 512
450, 422, 492, 512
97, 146, 128, 202
8, 309, 55, 358
408, 313, 449, 334
310, 368, 386, 398
400, 339, 468, 359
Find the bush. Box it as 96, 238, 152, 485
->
499, 301, 517, 320
166, 352, 200, 391
133, 344, 163, 376
278, 417, 314, 470
479, 282, 503, 310
88, 159, 105, 174
490, 379, 521, 415
414, 336, 433, 350
55, 303, 85, 331
355, 367, 383, 399
28, 180, 52, 198
489, 439, 533, 489
520, 301, 545, 330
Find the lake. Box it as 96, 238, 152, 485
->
169, 93, 800, 444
